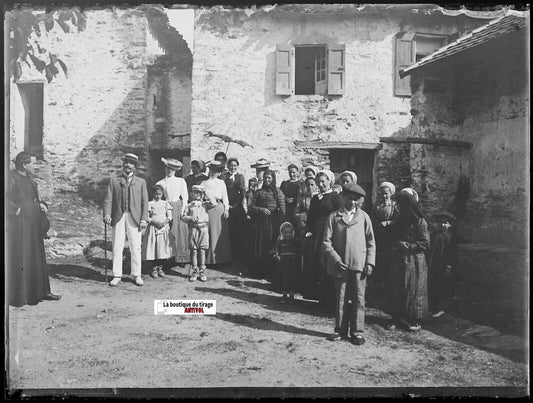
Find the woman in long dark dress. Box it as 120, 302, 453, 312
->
369, 181, 398, 308
248, 170, 285, 279
8, 152, 61, 306
294, 177, 318, 239
280, 164, 303, 230
185, 160, 208, 200
221, 157, 247, 265
301, 170, 343, 309
388, 191, 431, 332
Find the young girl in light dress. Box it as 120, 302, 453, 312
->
142, 185, 175, 278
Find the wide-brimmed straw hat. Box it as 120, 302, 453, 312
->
251, 158, 270, 169
122, 153, 139, 165
192, 185, 206, 193
206, 160, 223, 168
161, 157, 183, 170
433, 211, 456, 222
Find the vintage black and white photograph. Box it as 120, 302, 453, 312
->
4, 2, 529, 398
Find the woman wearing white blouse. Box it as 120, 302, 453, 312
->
157, 158, 190, 265
201, 160, 232, 265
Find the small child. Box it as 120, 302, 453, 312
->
322, 182, 375, 346
245, 177, 258, 220
428, 211, 459, 318
142, 185, 175, 278
331, 183, 343, 194
271, 222, 301, 302
181, 185, 210, 282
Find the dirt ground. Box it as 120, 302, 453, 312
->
7, 253, 529, 396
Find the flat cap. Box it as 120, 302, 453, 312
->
342, 182, 366, 197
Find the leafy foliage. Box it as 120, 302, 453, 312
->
6, 7, 87, 82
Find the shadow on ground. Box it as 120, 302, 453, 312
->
53, 253, 527, 364
419, 315, 528, 363
48, 264, 108, 283
215, 312, 330, 338
196, 286, 331, 318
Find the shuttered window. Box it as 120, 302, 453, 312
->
394, 32, 448, 96
394, 32, 416, 97
327, 44, 345, 95
276, 44, 293, 95
276, 43, 345, 96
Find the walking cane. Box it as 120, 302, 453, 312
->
104, 222, 108, 284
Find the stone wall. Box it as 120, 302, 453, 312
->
9, 8, 193, 206
410, 29, 528, 247
190, 8, 476, 184
408, 28, 528, 335
10, 9, 152, 205
146, 55, 192, 186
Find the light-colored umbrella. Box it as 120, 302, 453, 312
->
206, 131, 253, 153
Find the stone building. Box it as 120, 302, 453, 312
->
9, 7, 192, 205
400, 12, 529, 333
7, 5, 528, 331
190, 4, 493, 207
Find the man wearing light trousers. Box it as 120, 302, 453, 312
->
103, 153, 149, 287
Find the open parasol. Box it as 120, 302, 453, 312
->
206, 131, 253, 153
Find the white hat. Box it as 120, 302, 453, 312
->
251, 158, 270, 169
379, 181, 396, 194
122, 153, 139, 164
192, 185, 206, 193
161, 157, 183, 170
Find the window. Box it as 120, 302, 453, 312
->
276, 43, 345, 96
294, 46, 326, 95
17, 82, 44, 157
394, 32, 448, 96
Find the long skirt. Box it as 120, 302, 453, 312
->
284, 202, 298, 231
228, 205, 246, 261
7, 211, 51, 306
272, 254, 300, 294
390, 250, 429, 321
169, 200, 189, 263
206, 201, 232, 264
250, 213, 276, 278
301, 217, 334, 309
142, 224, 175, 260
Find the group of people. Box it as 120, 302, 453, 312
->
8, 150, 460, 348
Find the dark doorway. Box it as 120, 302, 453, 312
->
18, 82, 44, 158
295, 46, 326, 95
148, 149, 190, 196
330, 149, 375, 212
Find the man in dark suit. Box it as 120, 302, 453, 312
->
103, 153, 148, 287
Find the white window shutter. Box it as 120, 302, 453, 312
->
276, 44, 294, 95
395, 32, 416, 96
327, 44, 345, 95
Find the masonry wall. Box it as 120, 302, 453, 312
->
9, 8, 192, 206
455, 32, 528, 249
190, 8, 476, 183
408, 30, 529, 335
410, 30, 529, 247
146, 55, 192, 185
